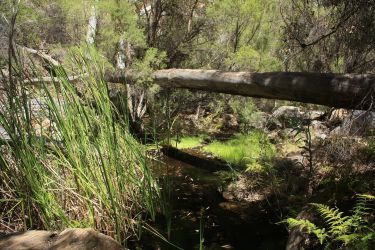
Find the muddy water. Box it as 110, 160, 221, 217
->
139, 153, 287, 250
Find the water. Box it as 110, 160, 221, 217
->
137, 151, 288, 250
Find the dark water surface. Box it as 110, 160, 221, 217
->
136, 153, 288, 250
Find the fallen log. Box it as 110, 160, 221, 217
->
7, 44, 375, 109
154, 69, 375, 110
108, 69, 375, 110
18, 45, 60, 67
17, 69, 375, 110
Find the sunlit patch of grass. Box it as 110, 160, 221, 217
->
245, 162, 266, 174
203, 132, 275, 168
171, 135, 207, 149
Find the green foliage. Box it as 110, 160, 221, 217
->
130, 48, 167, 85
171, 135, 207, 149
0, 49, 158, 242
203, 132, 275, 168
286, 218, 328, 244
1, 0, 50, 45
206, 0, 263, 42
362, 137, 375, 158
96, 0, 146, 60
282, 0, 375, 73
286, 194, 375, 249
195, 0, 282, 71
229, 97, 263, 133
98, 0, 146, 46
225, 45, 260, 71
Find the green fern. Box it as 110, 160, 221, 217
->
286, 194, 375, 249
351, 194, 375, 229
286, 218, 328, 244
310, 203, 352, 237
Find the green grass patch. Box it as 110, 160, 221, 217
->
203, 132, 276, 168
171, 135, 207, 149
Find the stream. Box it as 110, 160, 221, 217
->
137, 149, 288, 250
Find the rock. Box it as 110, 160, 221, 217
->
285, 154, 304, 166
267, 130, 279, 143
329, 126, 343, 136
328, 108, 349, 125
310, 120, 328, 140
306, 110, 325, 120
0, 126, 10, 141
310, 120, 327, 131
272, 106, 303, 128
338, 110, 375, 135
286, 209, 318, 250
277, 128, 295, 139
272, 106, 303, 119
315, 132, 327, 140
222, 191, 235, 200
0, 228, 124, 250
222, 113, 239, 130
33, 118, 53, 136
266, 116, 282, 130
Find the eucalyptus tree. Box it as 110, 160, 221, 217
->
282, 0, 375, 73
186, 0, 282, 72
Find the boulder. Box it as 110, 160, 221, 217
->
286, 209, 318, 250
222, 113, 239, 130
272, 106, 303, 128
306, 110, 325, 120
266, 116, 282, 130
0, 228, 124, 250
310, 120, 328, 140
329, 125, 343, 136
277, 128, 295, 139
328, 108, 349, 126
336, 110, 375, 135
342, 110, 375, 135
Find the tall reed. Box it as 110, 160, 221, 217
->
0, 47, 158, 244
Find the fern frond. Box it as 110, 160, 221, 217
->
285, 218, 327, 244
352, 194, 375, 230
311, 203, 341, 223
357, 194, 375, 200
288, 196, 375, 249
311, 203, 351, 236
336, 233, 361, 246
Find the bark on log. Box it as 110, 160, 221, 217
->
21, 69, 375, 110
18, 45, 60, 67
145, 69, 375, 110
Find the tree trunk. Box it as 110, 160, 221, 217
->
127, 69, 374, 110
86, 4, 98, 45
23, 68, 375, 110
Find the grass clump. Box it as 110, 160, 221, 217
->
203, 131, 275, 169
0, 48, 158, 244
171, 135, 207, 149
